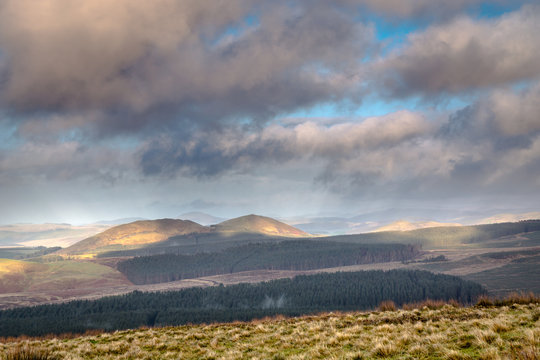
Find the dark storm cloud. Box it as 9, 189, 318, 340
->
373, 5, 540, 98
0, 0, 373, 137
138, 82, 540, 198
139, 111, 432, 177
441, 84, 540, 141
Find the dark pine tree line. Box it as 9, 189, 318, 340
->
117, 240, 421, 285
0, 270, 485, 337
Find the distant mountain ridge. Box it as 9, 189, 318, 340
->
373, 220, 462, 232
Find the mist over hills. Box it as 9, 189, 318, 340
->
0, 223, 111, 248
287, 210, 540, 235
178, 212, 227, 226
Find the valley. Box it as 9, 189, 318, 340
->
0, 216, 539, 311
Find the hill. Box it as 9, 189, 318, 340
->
328, 220, 540, 249
61, 215, 310, 258
0, 258, 129, 294
1, 301, 537, 359
373, 219, 462, 232
59, 219, 210, 257
479, 211, 540, 224
213, 214, 309, 237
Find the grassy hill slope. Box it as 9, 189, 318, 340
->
373, 219, 462, 232
59, 219, 210, 257
330, 220, 540, 249
213, 214, 310, 237
62, 215, 311, 258
1, 301, 538, 359
0, 258, 129, 293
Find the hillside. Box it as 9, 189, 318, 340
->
479, 211, 540, 224
0, 258, 129, 294
373, 219, 462, 232
329, 220, 540, 249
116, 241, 420, 284
59, 219, 211, 257
61, 215, 310, 258
1, 300, 537, 359
213, 214, 310, 237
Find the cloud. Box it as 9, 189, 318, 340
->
442, 83, 540, 140
0, 0, 373, 136
139, 81, 540, 199
373, 5, 540, 97
357, 0, 484, 19
0, 140, 135, 184
139, 110, 432, 177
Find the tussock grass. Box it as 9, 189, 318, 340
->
2, 344, 60, 360
476, 292, 540, 307
377, 300, 396, 312
0, 300, 538, 359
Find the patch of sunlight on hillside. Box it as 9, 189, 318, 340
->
0, 259, 129, 293
0, 258, 45, 274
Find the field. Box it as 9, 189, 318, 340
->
0, 301, 538, 359
0, 259, 130, 309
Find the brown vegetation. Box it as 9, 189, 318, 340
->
0, 299, 538, 359
2, 344, 60, 360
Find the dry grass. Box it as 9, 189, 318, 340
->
2, 344, 60, 360
0, 301, 538, 359
377, 300, 397, 312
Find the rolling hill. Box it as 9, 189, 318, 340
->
0, 258, 129, 294
373, 220, 462, 232
60, 215, 311, 258
59, 219, 210, 257
212, 214, 310, 237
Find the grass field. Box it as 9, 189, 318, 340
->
0, 259, 129, 294
464, 255, 540, 297
0, 301, 538, 359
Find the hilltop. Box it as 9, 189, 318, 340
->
60, 215, 310, 258
213, 214, 309, 237
373, 220, 462, 232
59, 219, 210, 257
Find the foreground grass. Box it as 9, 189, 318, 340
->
1, 303, 538, 359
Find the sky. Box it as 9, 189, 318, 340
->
1, 0, 540, 225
